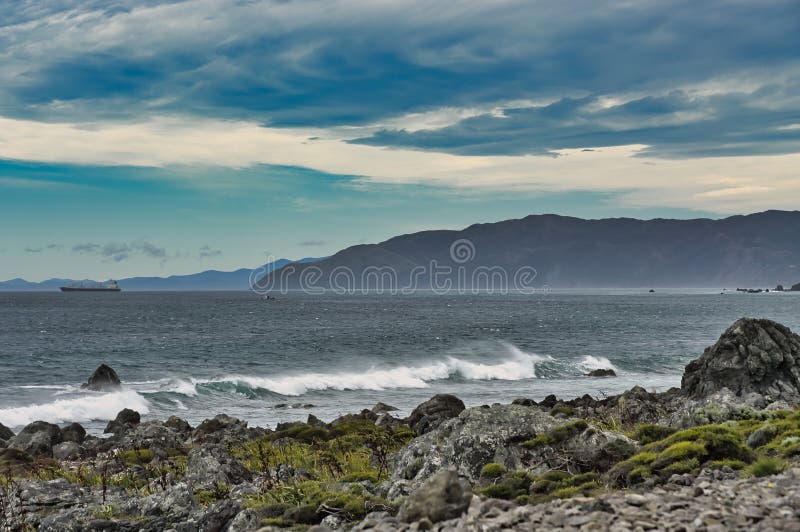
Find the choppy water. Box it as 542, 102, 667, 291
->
1, 290, 799, 434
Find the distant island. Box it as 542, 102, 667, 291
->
0, 257, 322, 292
255, 210, 800, 290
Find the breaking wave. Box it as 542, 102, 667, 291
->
0, 390, 151, 428
165, 343, 549, 397
579, 355, 618, 372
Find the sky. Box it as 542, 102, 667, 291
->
1, 0, 799, 281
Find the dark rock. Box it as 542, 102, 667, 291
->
197, 499, 242, 532
164, 415, 192, 433
330, 409, 379, 427
682, 318, 800, 404
306, 414, 326, 427
104, 408, 141, 434
540, 394, 559, 408
276, 421, 306, 431
791, 282, 800, 292
61, 422, 86, 443
407, 394, 465, 435
192, 414, 254, 445
775, 284, 785, 292
371, 402, 399, 414
397, 470, 472, 523
9, 420, 63, 456
586, 368, 617, 377
81, 363, 122, 391
184, 444, 252, 488
0, 421, 14, 441
511, 397, 537, 406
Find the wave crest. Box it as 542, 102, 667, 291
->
0, 390, 151, 428
192, 343, 546, 396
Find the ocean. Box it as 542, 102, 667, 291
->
1, 290, 799, 434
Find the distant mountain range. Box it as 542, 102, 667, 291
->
254, 210, 800, 290
0, 258, 322, 291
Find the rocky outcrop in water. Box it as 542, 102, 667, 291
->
682, 318, 800, 404
81, 363, 122, 391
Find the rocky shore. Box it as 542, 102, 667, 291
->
2, 317, 800, 531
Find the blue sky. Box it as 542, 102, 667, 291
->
1, 0, 799, 281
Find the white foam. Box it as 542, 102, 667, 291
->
128, 378, 199, 397
0, 390, 151, 428
198, 343, 547, 396
579, 355, 618, 372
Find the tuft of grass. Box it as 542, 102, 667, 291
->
523, 420, 589, 449
748, 457, 786, 478
480, 463, 507, 479
633, 424, 676, 445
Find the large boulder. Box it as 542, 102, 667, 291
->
682, 318, 800, 404
397, 469, 473, 524
183, 444, 252, 489
191, 414, 261, 445
394, 404, 554, 488
61, 422, 86, 444
104, 408, 141, 434
406, 394, 465, 435
9, 421, 63, 456
82, 364, 122, 391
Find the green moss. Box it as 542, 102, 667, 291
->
633, 424, 676, 445
283, 504, 322, 524
549, 405, 575, 417
551, 486, 580, 498
707, 459, 747, 470
117, 449, 152, 466
646, 424, 754, 463
523, 420, 588, 448
663, 458, 700, 475
748, 457, 786, 478
478, 484, 515, 499
260, 517, 289, 527
480, 463, 507, 479
522, 434, 550, 449
652, 441, 706, 468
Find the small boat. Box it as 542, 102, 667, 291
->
60, 280, 121, 292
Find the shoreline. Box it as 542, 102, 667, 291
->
2, 317, 800, 530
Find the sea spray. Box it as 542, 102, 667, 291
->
0, 389, 151, 428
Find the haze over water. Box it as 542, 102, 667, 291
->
1, 290, 799, 434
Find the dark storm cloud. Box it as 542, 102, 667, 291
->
351, 89, 800, 158
198, 245, 222, 258
298, 240, 326, 247
1, 0, 799, 156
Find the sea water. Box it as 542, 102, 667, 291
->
1, 290, 798, 434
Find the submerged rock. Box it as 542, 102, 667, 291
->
397, 469, 473, 524
81, 363, 122, 391
586, 368, 617, 377
406, 394, 465, 435
682, 318, 800, 404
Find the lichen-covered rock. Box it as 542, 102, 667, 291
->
9, 420, 63, 456
52, 441, 82, 460
406, 394, 465, 435
183, 444, 252, 488
682, 318, 800, 404
392, 404, 558, 488
397, 469, 473, 523
191, 414, 264, 445
139, 482, 196, 517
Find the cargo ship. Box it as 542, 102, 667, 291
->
60, 280, 121, 292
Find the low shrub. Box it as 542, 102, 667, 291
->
633, 424, 676, 445
480, 463, 507, 479
748, 457, 786, 478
